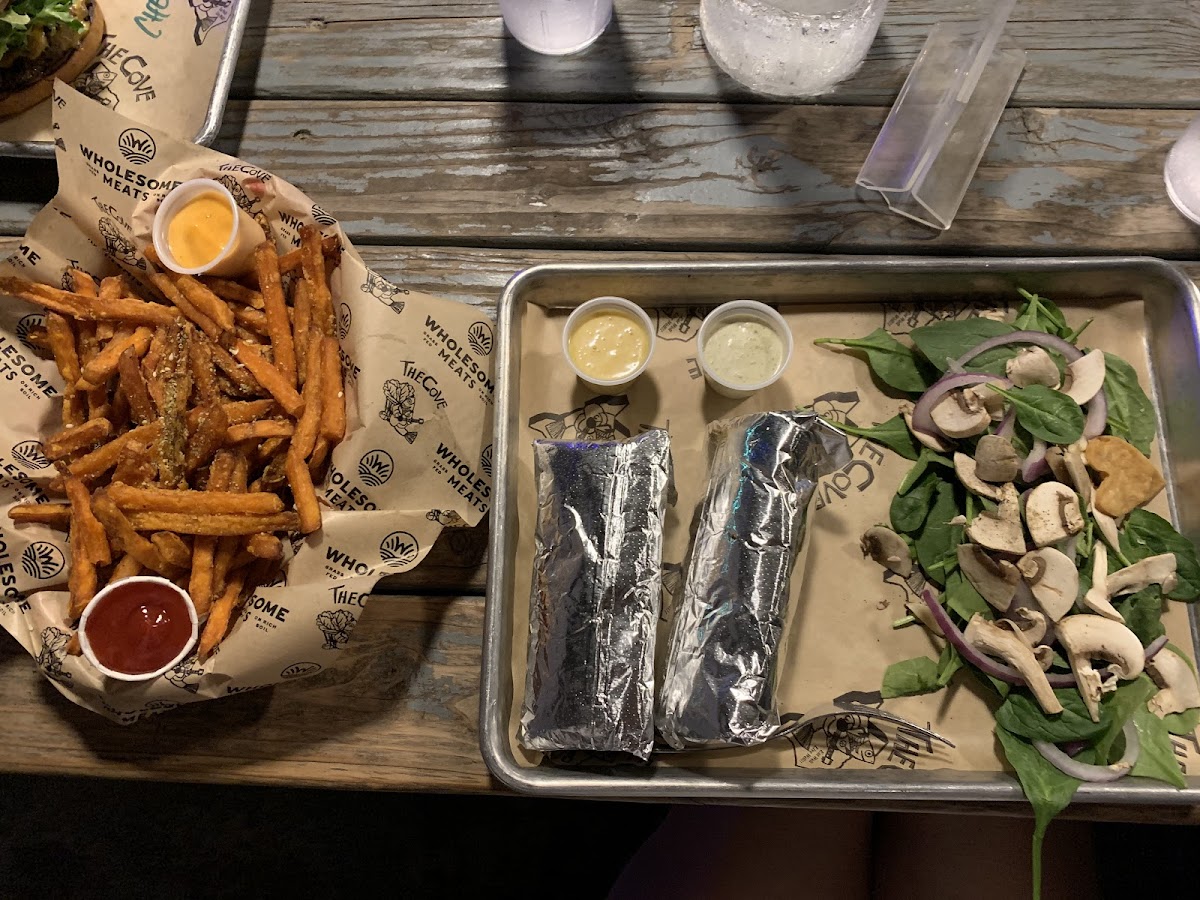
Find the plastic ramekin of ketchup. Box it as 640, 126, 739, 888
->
151, 178, 266, 278
562, 296, 656, 391
78, 576, 199, 681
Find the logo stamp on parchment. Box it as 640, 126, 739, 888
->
11, 441, 50, 471
379, 531, 420, 569
467, 321, 494, 356
528, 396, 630, 441
117, 128, 156, 164
357, 449, 394, 488
21, 542, 64, 580
380, 379, 423, 445
315, 609, 356, 649
363, 271, 406, 315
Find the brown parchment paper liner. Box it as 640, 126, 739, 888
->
0, 86, 494, 723
0, 0, 237, 145
507, 297, 1200, 776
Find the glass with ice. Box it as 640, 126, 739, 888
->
1165, 113, 1200, 227
498, 0, 613, 55
700, 0, 887, 97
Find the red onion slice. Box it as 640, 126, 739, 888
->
953, 330, 1084, 369
910, 373, 1010, 440
920, 590, 1075, 688
1144, 634, 1169, 662
1083, 388, 1108, 440
1033, 721, 1139, 782
996, 407, 1016, 440
1020, 438, 1049, 483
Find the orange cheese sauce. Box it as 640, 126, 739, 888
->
166, 192, 234, 269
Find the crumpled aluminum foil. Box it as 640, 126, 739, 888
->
519, 429, 672, 760
657, 411, 851, 750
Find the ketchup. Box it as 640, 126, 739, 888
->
84, 581, 194, 675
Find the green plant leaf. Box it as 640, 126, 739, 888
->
1119, 509, 1200, 601
1160, 645, 1200, 736
1014, 289, 1072, 338
1131, 702, 1187, 788
881, 656, 941, 698
914, 480, 964, 589
909, 318, 1017, 372
996, 724, 1081, 900
987, 384, 1085, 444
943, 569, 991, 620
833, 414, 921, 461
1093, 676, 1156, 764
897, 447, 954, 494
890, 470, 941, 534
995, 688, 1112, 743
1102, 352, 1156, 455
936, 641, 963, 687
813, 329, 937, 394
1114, 586, 1166, 646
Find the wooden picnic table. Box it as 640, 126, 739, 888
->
3, 0, 1200, 821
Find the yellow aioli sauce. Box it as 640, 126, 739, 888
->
166, 192, 234, 269
568, 309, 650, 381
703, 316, 784, 386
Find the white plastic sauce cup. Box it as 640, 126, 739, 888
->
697, 299, 794, 399
562, 296, 656, 392
78, 576, 199, 682
152, 178, 266, 277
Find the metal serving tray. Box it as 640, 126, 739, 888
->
481, 257, 1200, 804
0, 0, 251, 158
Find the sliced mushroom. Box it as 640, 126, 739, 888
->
1024, 482, 1084, 547
999, 606, 1051, 647
974, 435, 1020, 483
1017, 547, 1079, 621
930, 391, 991, 439
1061, 349, 1106, 405
962, 384, 1006, 421
995, 617, 1056, 670
1044, 446, 1070, 483
900, 402, 954, 452
905, 596, 944, 637
1106, 553, 1178, 597
1061, 440, 1093, 507
965, 614, 1063, 715
861, 526, 913, 577
1006, 346, 1061, 389
965, 484, 1026, 556
1057, 615, 1145, 722
1147, 648, 1200, 718
953, 452, 1004, 501
1081, 541, 1123, 622
957, 543, 1020, 611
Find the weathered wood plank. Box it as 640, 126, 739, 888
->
4, 102, 1200, 255
0, 594, 494, 791
236, 1, 1200, 109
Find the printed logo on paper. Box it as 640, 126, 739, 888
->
380, 379, 424, 444
312, 205, 337, 227
467, 321, 494, 356
363, 271, 407, 315
98, 218, 143, 268
190, 0, 235, 46
880, 299, 1009, 334
430, 442, 490, 515
803, 390, 887, 511
117, 128, 156, 165
76, 60, 122, 110
15, 314, 45, 353
336, 303, 352, 340
379, 531, 420, 569
11, 440, 51, 471
479, 443, 493, 479
36, 627, 72, 682
21, 542, 64, 580
315, 609, 356, 649
281, 661, 322, 679
788, 711, 890, 769
426, 509, 466, 528
655, 307, 705, 342
217, 175, 258, 213
166, 658, 204, 693
528, 396, 630, 441
357, 449, 394, 487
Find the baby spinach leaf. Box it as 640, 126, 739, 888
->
909, 318, 1016, 372
914, 480, 963, 589
897, 447, 954, 494
996, 724, 1081, 900
1063, 318, 1094, 344
936, 641, 963, 687
1102, 352, 1156, 455
881, 656, 941, 698
943, 569, 990, 620
1094, 676, 1156, 764
813, 329, 937, 394
1014, 289, 1071, 338
1119, 509, 1200, 601
890, 470, 940, 534
1113, 586, 1166, 646
1162, 645, 1200, 736
833, 415, 921, 461
1131, 702, 1187, 788
988, 384, 1085, 444
995, 688, 1111, 743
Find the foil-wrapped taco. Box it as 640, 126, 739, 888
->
657, 411, 850, 749
519, 429, 672, 760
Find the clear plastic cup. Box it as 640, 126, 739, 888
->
1165, 112, 1200, 227
697, 300, 793, 399
499, 0, 613, 55
78, 576, 198, 682
152, 178, 266, 277
563, 296, 655, 392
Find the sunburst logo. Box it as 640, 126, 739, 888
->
337, 303, 352, 340
11, 440, 50, 470
379, 531, 419, 569
357, 450, 394, 487
117, 128, 156, 164
22, 542, 65, 580
467, 321, 494, 356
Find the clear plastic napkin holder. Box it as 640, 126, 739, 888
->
857, 3, 1025, 231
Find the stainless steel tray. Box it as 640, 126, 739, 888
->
0, 0, 252, 158
481, 257, 1200, 804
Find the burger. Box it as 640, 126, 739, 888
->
0, 0, 104, 118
